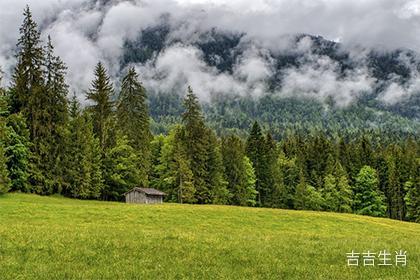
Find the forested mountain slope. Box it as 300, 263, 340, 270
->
121, 24, 420, 137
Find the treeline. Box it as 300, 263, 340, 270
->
0, 7, 419, 223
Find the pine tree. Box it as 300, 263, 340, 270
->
149, 134, 165, 190
9, 5, 44, 115
155, 126, 196, 203
103, 135, 142, 201
335, 162, 353, 213
173, 129, 196, 204
206, 131, 230, 204
29, 36, 69, 194
245, 121, 265, 205
404, 159, 420, 222
64, 98, 103, 199
321, 161, 352, 212
262, 132, 281, 207
181, 86, 209, 203
117, 67, 151, 186
274, 152, 300, 209
221, 135, 256, 206
0, 144, 10, 194
86, 62, 114, 151
383, 145, 406, 220
242, 156, 258, 206
294, 170, 323, 211
9, 8, 70, 194
322, 174, 340, 211
0, 83, 10, 194
4, 114, 31, 192
353, 165, 387, 217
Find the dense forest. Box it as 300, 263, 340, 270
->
0, 7, 419, 223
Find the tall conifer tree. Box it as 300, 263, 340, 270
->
182, 86, 209, 203
9, 5, 44, 116
64, 96, 103, 199
117, 67, 151, 186
246, 121, 266, 205
86, 62, 114, 151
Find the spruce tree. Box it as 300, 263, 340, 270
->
404, 159, 420, 222
103, 135, 142, 201
384, 146, 405, 220
181, 86, 209, 203
86, 62, 114, 151
64, 97, 103, 199
262, 132, 281, 207
117, 67, 151, 186
274, 152, 300, 209
173, 128, 196, 204
245, 121, 266, 205
0, 82, 10, 194
353, 165, 387, 217
322, 161, 352, 212
0, 144, 10, 194
149, 134, 165, 190
155, 126, 196, 203
206, 130, 230, 204
9, 8, 70, 194
294, 170, 323, 211
242, 156, 258, 206
221, 135, 257, 206
9, 5, 44, 115
335, 162, 353, 213
30, 36, 69, 194
4, 114, 31, 192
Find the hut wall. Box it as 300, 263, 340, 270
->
125, 191, 147, 204
146, 195, 163, 204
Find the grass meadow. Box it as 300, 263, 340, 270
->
0, 193, 419, 279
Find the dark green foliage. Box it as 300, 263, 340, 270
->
245, 121, 265, 205
29, 37, 69, 194
245, 123, 279, 206
353, 166, 387, 217
103, 135, 142, 201
0, 144, 10, 194
64, 97, 103, 199
149, 134, 165, 190
122, 24, 170, 66
404, 159, 420, 222
8, 8, 69, 194
4, 114, 31, 192
221, 135, 257, 206
181, 87, 211, 203
0, 87, 10, 194
294, 171, 324, 211
86, 62, 114, 150
274, 152, 300, 209
117, 67, 151, 186
205, 131, 230, 204
155, 126, 196, 203
321, 162, 352, 213
9, 6, 44, 116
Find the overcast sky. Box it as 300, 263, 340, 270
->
1, 0, 420, 105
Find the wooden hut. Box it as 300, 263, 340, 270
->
124, 187, 166, 204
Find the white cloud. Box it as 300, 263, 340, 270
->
135, 43, 271, 101
1, 0, 420, 105
280, 52, 376, 107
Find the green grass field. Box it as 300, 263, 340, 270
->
0, 194, 419, 279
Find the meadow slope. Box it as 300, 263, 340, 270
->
0, 194, 419, 279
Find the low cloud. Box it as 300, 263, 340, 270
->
0, 0, 419, 105
135, 43, 271, 101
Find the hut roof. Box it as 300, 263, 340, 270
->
124, 187, 166, 196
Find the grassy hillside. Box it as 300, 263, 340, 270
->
0, 194, 419, 279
